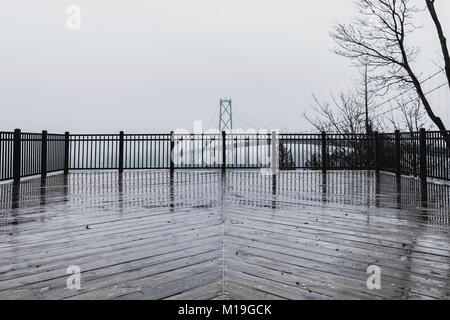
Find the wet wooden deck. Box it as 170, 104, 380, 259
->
0, 170, 449, 300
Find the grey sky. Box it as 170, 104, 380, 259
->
1, 0, 449, 133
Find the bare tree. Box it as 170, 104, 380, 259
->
354, 59, 381, 134
304, 90, 376, 168
310, 60, 380, 135
385, 95, 426, 175
331, 0, 449, 144
387, 95, 429, 132
426, 0, 450, 88
304, 91, 371, 134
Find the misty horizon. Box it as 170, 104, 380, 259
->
1, 0, 449, 134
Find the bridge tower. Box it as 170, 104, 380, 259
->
219, 98, 233, 131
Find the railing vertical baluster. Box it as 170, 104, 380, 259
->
13, 129, 21, 183
321, 131, 327, 173
419, 128, 428, 202
256, 134, 259, 167
271, 131, 278, 175
374, 131, 379, 173
395, 130, 401, 178
222, 131, 226, 173
41, 130, 48, 180
170, 131, 175, 172
119, 131, 124, 174
64, 132, 70, 175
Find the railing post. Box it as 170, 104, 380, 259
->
222, 131, 226, 173
13, 129, 21, 184
271, 131, 278, 175
419, 128, 428, 202
41, 130, 48, 180
321, 131, 327, 173
64, 132, 70, 175
170, 131, 175, 172
374, 131, 379, 173
118, 131, 124, 174
395, 130, 401, 178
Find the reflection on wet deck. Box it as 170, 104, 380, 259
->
0, 170, 450, 300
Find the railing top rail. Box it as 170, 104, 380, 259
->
425, 130, 450, 135
325, 133, 375, 137
69, 133, 171, 137
70, 133, 121, 136
280, 133, 322, 135
0, 131, 64, 137
225, 133, 271, 135
46, 133, 66, 136
5, 130, 450, 135
378, 132, 396, 136
18, 132, 43, 135
69, 137, 120, 139
173, 133, 221, 136
124, 133, 171, 136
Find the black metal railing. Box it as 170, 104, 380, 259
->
1, 129, 450, 186
0, 132, 14, 182
0, 130, 65, 182
172, 133, 222, 169
379, 131, 421, 177
226, 133, 272, 169
425, 131, 450, 180
68, 134, 121, 170
377, 130, 450, 182
279, 133, 322, 170
324, 133, 376, 170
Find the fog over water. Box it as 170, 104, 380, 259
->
1, 0, 449, 133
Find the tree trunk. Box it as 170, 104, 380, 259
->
426, 0, 450, 89
397, 24, 450, 148
404, 62, 450, 148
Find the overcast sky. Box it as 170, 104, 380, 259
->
1, 0, 449, 133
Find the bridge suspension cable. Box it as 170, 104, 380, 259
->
233, 103, 271, 130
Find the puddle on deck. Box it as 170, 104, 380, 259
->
1, 170, 449, 229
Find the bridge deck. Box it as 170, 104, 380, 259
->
0, 170, 449, 300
